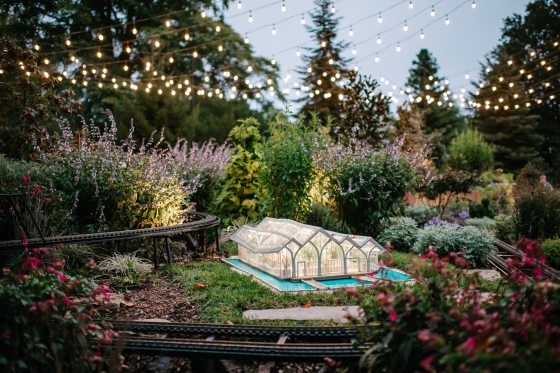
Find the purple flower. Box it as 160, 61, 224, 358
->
458, 210, 470, 220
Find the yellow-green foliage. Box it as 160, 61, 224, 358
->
449, 128, 494, 174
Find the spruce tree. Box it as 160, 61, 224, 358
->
297, 0, 351, 122
405, 49, 465, 161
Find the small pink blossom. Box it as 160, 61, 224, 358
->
22, 173, 30, 185
421, 355, 434, 371
389, 310, 397, 322
57, 272, 69, 282
457, 337, 476, 354
24, 257, 42, 269
62, 296, 73, 306
417, 329, 432, 342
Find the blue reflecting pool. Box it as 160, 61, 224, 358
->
371, 268, 413, 281
317, 278, 374, 288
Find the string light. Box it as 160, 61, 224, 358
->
154, 40, 160, 48
215, 25, 221, 32
271, 57, 276, 65
374, 54, 380, 63
43, 58, 49, 65
237, 0, 242, 9
169, 56, 174, 63
281, 1, 286, 12
96, 50, 102, 58
248, 10, 253, 23
352, 46, 357, 55
165, 19, 172, 27
378, 12, 383, 23
244, 33, 249, 43
396, 42, 401, 52
193, 50, 198, 57
403, 20, 409, 32
330, 1, 336, 13
123, 64, 129, 71
420, 29, 425, 39
300, 14, 306, 24
471, 1, 477, 9
201, 7, 206, 18
349, 26, 353, 37
132, 26, 138, 35
408, 1, 414, 9
272, 24, 276, 35
296, 47, 301, 57
33, 43, 40, 51
184, 33, 190, 40
218, 44, 223, 52
376, 34, 382, 44
445, 14, 450, 25
98, 33, 104, 41
125, 45, 132, 53
65, 39, 71, 46
430, 6, 435, 17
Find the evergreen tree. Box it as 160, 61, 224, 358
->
394, 105, 435, 153
405, 49, 466, 161
471, 0, 559, 178
297, 0, 351, 122
0, 0, 280, 143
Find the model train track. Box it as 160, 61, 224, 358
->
487, 239, 560, 282
107, 320, 365, 361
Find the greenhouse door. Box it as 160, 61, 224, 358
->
296, 261, 307, 277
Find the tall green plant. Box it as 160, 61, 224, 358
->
212, 118, 265, 225
449, 128, 494, 174
260, 115, 316, 220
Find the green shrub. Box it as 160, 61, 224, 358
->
260, 115, 316, 220
420, 168, 478, 216
212, 118, 265, 225
304, 203, 349, 233
449, 128, 494, 174
377, 217, 419, 252
404, 204, 438, 225
469, 197, 495, 218
412, 226, 494, 266
542, 239, 560, 269
464, 217, 496, 231
513, 164, 560, 240
0, 248, 120, 371
492, 214, 517, 243
98, 252, 152, 288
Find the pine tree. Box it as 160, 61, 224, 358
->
394, 105, 435, 153
297, 0, 351, 122
405, 49, 466, 161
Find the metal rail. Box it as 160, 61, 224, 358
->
108, 321, 364, 362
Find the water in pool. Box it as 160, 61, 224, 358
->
224, 258, 315, 292
317, 278, 374, 288
371, 268, 412, 281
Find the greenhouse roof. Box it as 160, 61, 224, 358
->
230, 217, 385, 254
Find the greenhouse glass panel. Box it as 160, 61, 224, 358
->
230, 218, 385, 279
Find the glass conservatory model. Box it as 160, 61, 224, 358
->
230, 218, 385, 279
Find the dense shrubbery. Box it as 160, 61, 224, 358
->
404, 204, 438, 225
0, 248, 120, 371
448, 128, 494, 174
304, 203, 348, 233
420, 168, 478, 216
412, 225, 494, 266
464, 216, 496, 231
542, 239, 560, 269
377, 217, 419, 252
493, 214, 517, 243
352, 241, 560, 372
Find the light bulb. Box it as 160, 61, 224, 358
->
33, 43, 40, 50
98, 33, 104, 41
376, 34, 381, 44
201, 8, 206, 18
330, 2, 336, 13
431, 6, 435, 17
403, 21, 408, 32
272, 24, 276, 35
193, 50, 198, 57
465, 74, 470, 79
445, 14, 450, 25
215, 25, 221, 32
321, 40, 326, 47
165, 19, 171, 27
96, 50, 102, 58
409, 1, 414, 9
125, 45, 132, 53
237, 0, 242, 9
471, 1, 477, 9
296, 48, 301, 57
281, 1, 286, 12
169, 56, 174, 63
271, 58, 276, 65
132, 27, 137, 35
123, 64, 129, 71
244, 34, 249, 43
248, 10, 253, 23
43, 58, 49, 65
218, 44, 223, 52
349, 26, 353, 37
374, 54, 380, 63
396, 43, 401, 52
420, 30, 425, 39
301, 14, 306, 24
65, 39, 71, 46
378, 12, 383, 23
154, 40, 160, 48
184, 33, 190, 40
352, 47, 356, 55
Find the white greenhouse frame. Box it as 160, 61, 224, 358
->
230, 218, 385, 279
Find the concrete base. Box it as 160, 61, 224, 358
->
467, 269, 502, 281
243, 306, 363, 323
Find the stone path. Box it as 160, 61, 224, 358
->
243, 306, 362, 323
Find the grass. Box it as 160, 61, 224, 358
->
167, 260, 357, 325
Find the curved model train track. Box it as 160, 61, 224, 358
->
107, 320, 365, 362
487, 239, 560, 282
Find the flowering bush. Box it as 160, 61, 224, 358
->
404, 204, 438, 225
413, 225, 494, 266
0, 248, 121, 371
464, 217, 496, 232
377, 217, 419, 252
352, 240, 560, 372
420, 168, 478, 216
315, 137, 428, 236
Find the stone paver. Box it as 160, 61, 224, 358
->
466, 269, 502, 281
243, 306, 363, 323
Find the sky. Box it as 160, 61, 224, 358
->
221, 0, 531, 110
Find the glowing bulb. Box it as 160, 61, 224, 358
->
301, 14, 306, 24
237, 0, 242, 9
281, 1, 286, 12
125, 45, 131, 53
321, 40, 326, 47
248, 10, 253, 23
201, 8, 206, 18
65, 39, 71, 46
244, 34, 249, 44
154, 40, 160, 48
96, 51, 102, 58
184, 33, 190, 40
409, 1, 414, 9
374, 54, 380, 63
330, 2, 336, 13
272, 24, 276, 35
378, 12, 383, 23
165, 19, 171, 27
471, 1, 477, 9
420, 29, 425, 39
403, 21, 408, 32
218, 44, 223, 52
445, 14, 450, 25
193, 50, 198, 58
215, 25, 221, 32
132, 27, 137, 35
271, 58, 276, 65
158, 89, 162, 95
377, 34, 381, 44
465, 74, 470, 79
296, 48, 301, 57
33, 43, 40, 51
169, 56, 174, 63
431, 6, 435, 17
123, 65, 129, 71
396, 43, 401, 52
98, 33, 104, 41
43, 58, 49, 65
352, 47, 356, 55
349, 26, 353, 37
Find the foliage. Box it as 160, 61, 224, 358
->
405, 49, 466, 162
393, 105, 435, 153
448, 128, 494, 174
168, 260, 355, 324
336, 71, 391, 146
315, 137, 424, 236
212, 118, 265, 225
304, 203, 349, 233
0, 248, 120, 371
297, 0, 350, 122
493, 214, 518, 243
542, 239, 560, 269
0, 41, 83, 159
404, 204, 438, 225
469, 197, 495, 218
260, 115, 316, 220
377, 217, 419, 253
98, 252, 152, 288
412, 226, 494, 266
421, 168, 478, 216
352, 242, 560, 372
464, 217, 496, 232
40, 112, 191, 232
513, 164, 560, 240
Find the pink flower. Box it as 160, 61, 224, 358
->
458, 337, 476, 354
2, 267, 10, 275
417, 329, 432, 342
62, 296, 73, 306
28, 305, 37, 313
421, 355, 434, 371
24, 257, 42, 269
87, 323, 101, 331
92, 284, 112, 302
22, 173, 30, 185
57, 272, 69, 282
389, 310, 397, 322
534, 267, 543, 280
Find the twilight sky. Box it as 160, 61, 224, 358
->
222, 0, 530, 110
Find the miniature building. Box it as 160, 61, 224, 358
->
230, 218, 385, 279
